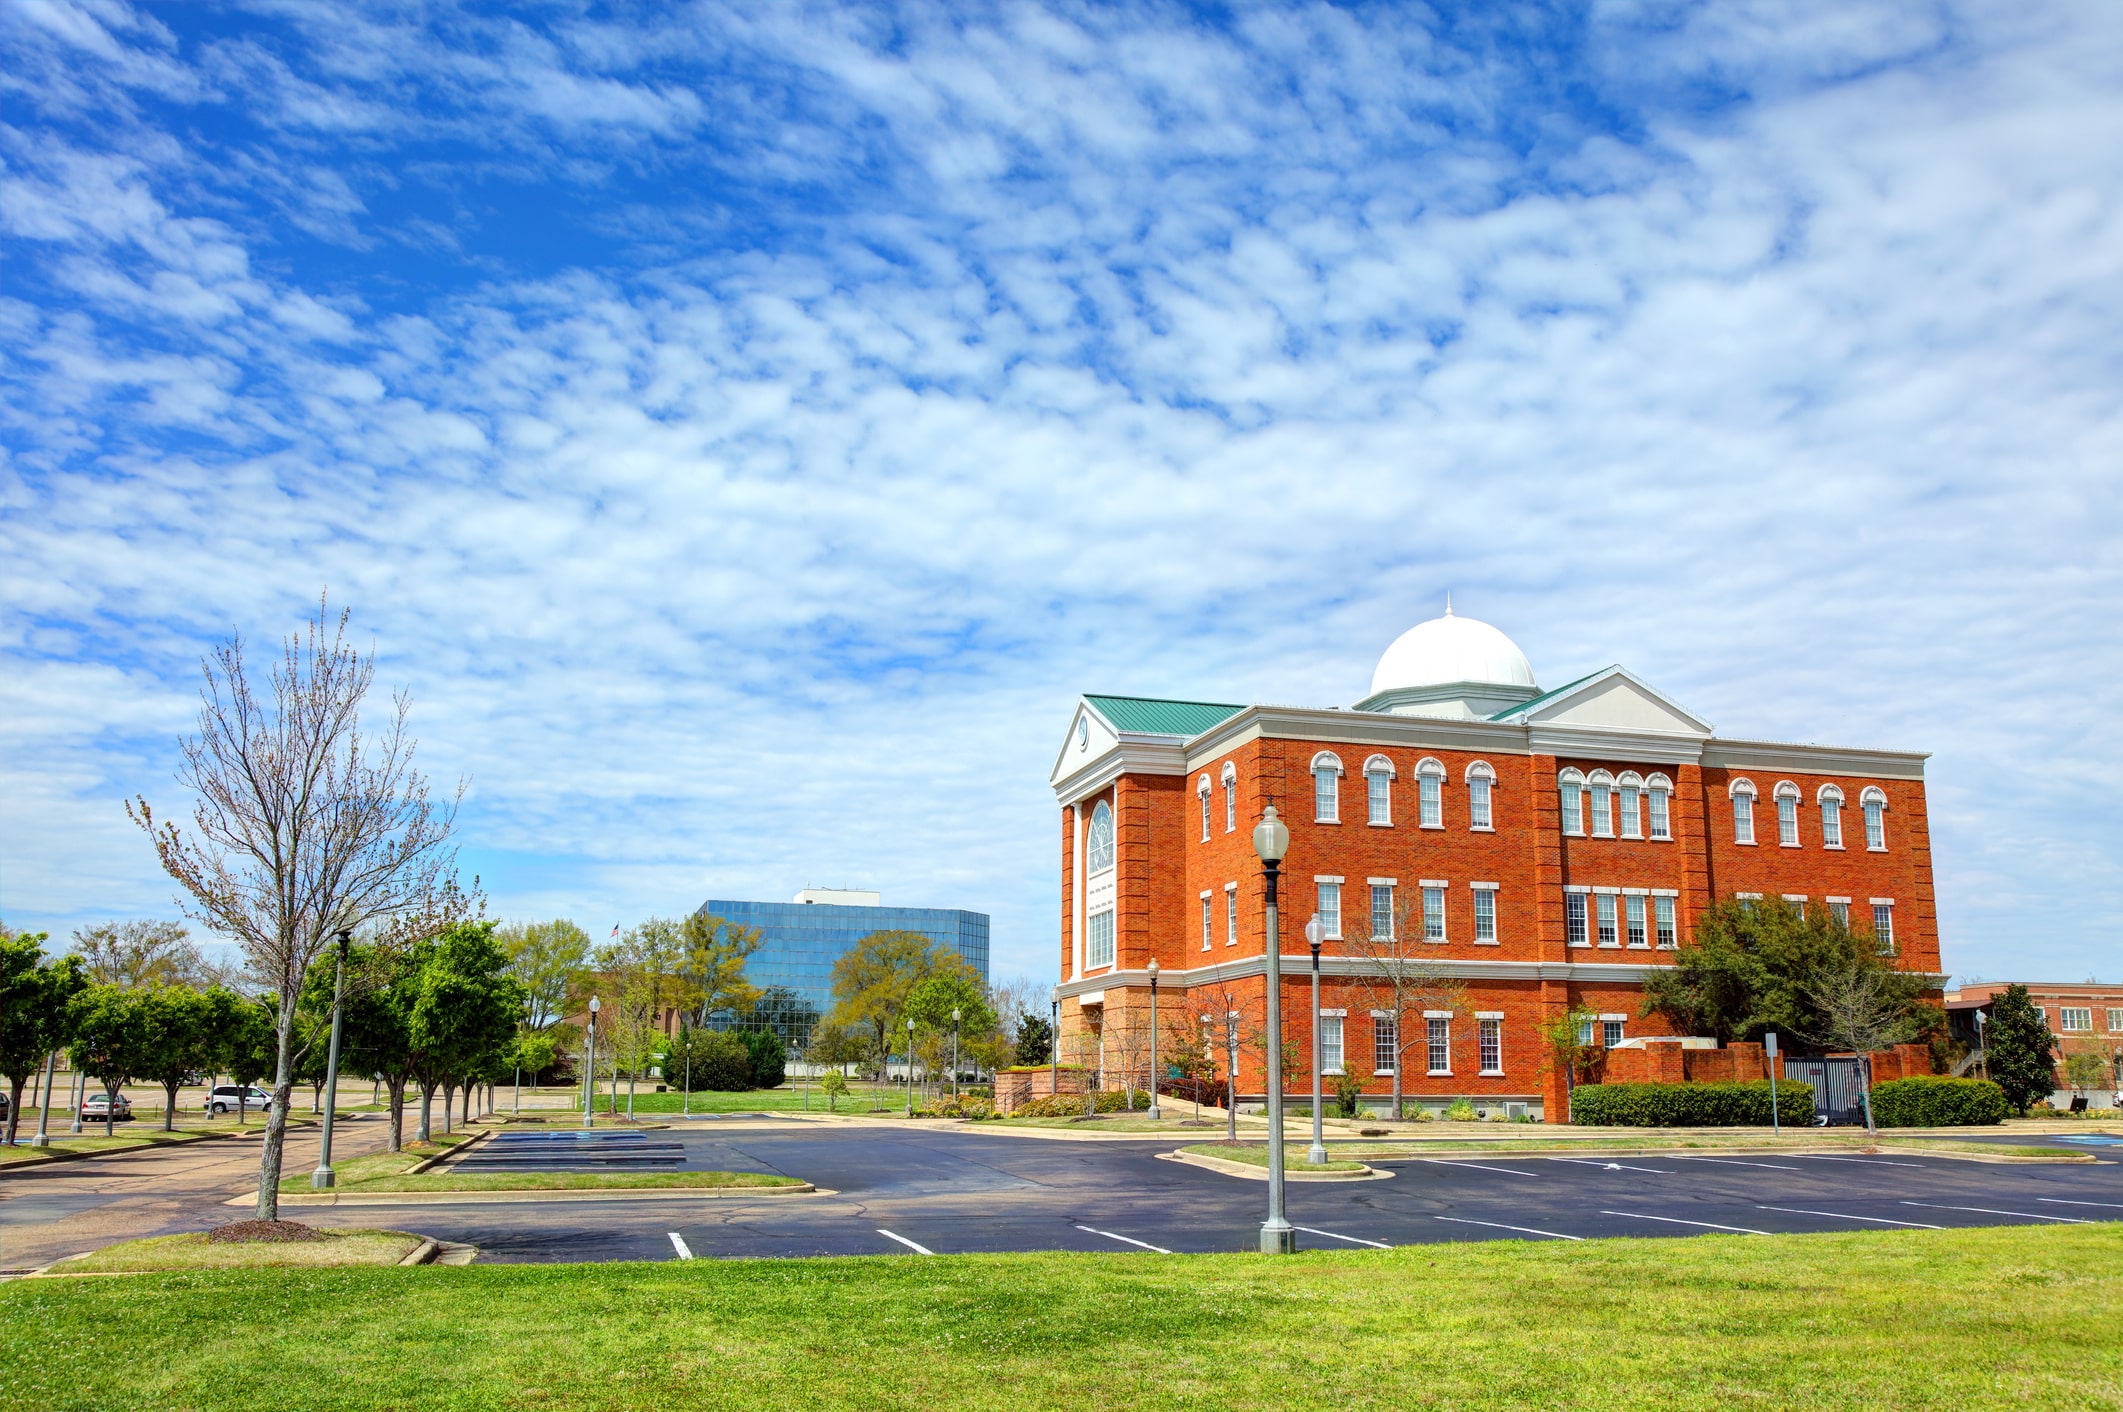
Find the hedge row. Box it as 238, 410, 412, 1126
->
1011, 1090, 1140, 1118
1569, 1079, 1815, 1127
1868, 1076, 2009, 1127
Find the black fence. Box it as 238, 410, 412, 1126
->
1783, 1056, 1869, 1125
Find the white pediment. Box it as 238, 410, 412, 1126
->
1049, 699, 1121, 788
1510, 667, 1712, 738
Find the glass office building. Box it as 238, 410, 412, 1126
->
699, 893, 990, 1049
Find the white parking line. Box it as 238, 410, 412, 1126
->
1548, 1157, 1676, 1175
1901, 1202, 2086, 1224
1757, 1205, 1942, 1229
1434, 1216, 1582, 1241
1295, 1225, 1392, 1249
1675, 1156, 1803, 1171
667, 1232, 694, 1260
876, 1228, 935, 1255
2038, 1198, 2123, 1210
1422, 1159, 1547, 1179
1800, 1155, 1927, 1169
1600, 1210, 1768, 1235
1076, 1224, 1173, 1254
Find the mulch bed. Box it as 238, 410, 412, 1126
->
207, 1219, 333, 1244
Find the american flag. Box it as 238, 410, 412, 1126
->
610, 924, 620, 938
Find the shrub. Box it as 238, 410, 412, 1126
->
1569, 1079, 1814, 1127
667, 1031, 752, 1092
1012, 1090, 1133, 1118
1868, 1076, 2009, 1128
818, 1071, 849, 1111
737, 1029, 786, 1090
1444, 1098, 1479, 1122
1330, 1070, 1364, 1118
924, 1095, 996, 1120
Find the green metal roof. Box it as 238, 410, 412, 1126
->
1085, 694, 1247, 738
1486, 667, 1612, 722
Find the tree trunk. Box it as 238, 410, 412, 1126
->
254, 1007, 298, 1220
163, 1081, 181, 1132
442, 1083, 454, 1134
387, 1078, 406, 1152
105, 1081, 118, 1137
4, 1076, 24, 1145
417, 1082, 434, 1143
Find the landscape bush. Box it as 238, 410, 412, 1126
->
1444, 1098, 1479, 1122
1868, 1076, 2009, 1127
736, 1029, 786, 1090
1569, 1079, 1815, 1127
923, 1095, 996, 1120
1010, 1090, 1135, 1118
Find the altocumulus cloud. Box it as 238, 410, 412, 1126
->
1, 0, 2118, 984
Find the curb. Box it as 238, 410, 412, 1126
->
0, 1121, 319, 1171
261, 1181, 820, 1206
398, 1237, 439, 1266
1159, 1150, 1390, 1182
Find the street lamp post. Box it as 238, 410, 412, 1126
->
905, 1017, 917, 1117
32, 1047, 58, 1148
1145, 959, 1162, 1120
311, 931, 353, 1188
1049, 986, 1060, 1106
951, 1008, 962, 1101
1223, 1011, 1240, 1144
1305, 913, 1327, 1165
582, 996, 600, 1128
68, 1057, 84, 1135
1252, 804, 1295, 1254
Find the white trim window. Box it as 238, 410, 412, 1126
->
1577, 1015, 1596, 1047
1317, 880, 1342, 939
2060, 1008, 2092, 1033
1828, 898, 1850, 929
2106, 1008, 2123, 1034
1198, 775, 1213, 842
1466, 760, 1495, 830
1369, 883, 1394, 940
1200, 892, 1213, 952
1730, 778, 1757, 845
1596, 893, 1619, 947
1417, 757, 1445, 829
1373, 1015, 1398, 1075
1862, 786, 1888, 851
1422, 885, 1446, 942
1625, 894, 1648, 948
1559, 769, 1585, 837
1087, 801, 1116, 874
1618, 772, 1644, 839
1320, 1014, 1345, 1074
1472, 887, 1497, 944
1312, 752, 1343, 824
1478, 1018, 1503, 1075
1225, 883, 1239, 947
1602, 1018, 1625, 1049
1775, 781, 1801, 847
1817, 783, 1844, 849
1654, 895, 1677, 949
1087, 909, 1115, 969
1647, 773, 1672, 840
1365, 755, 1395, 826
1222, 763, 1238, 834
1565, 891, 1589, 947
1872, 901, 1895, 955
1426, 1017, 1452, 1075
1589, 770, 1615, 838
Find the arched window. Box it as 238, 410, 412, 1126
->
1221, 762, 1238, 834
1197, 774, 1213, 843
1417, 757, 1445, 828
1646, 773, 1673, 840
1729, 778, 1757, 845
1774, 781, 1802, 847
1860, 786, 1888, 851
1364, 755, 1395, 826
1558, 768, 1586, 837
1086, 801, 1115, 874
1817, 783, 1845, 849
1617, 771, 1644, 839
1589, 770, 1616, 838
1311, 751, 1343, 824
1464, 760, 1496, 831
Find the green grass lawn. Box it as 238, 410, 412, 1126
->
1177, 1142, 1369, 1172
274, 1133, 801, 1195
55, 1229, 423, 1273
3, 1225, 2118, 1410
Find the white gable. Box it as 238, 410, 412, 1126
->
1515, 668, 1712, 737
1049, 700, 1121, 787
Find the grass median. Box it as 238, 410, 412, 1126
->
1178, 1142, 1369, 1173
276, 1134, 802, 1195
52, 1229, 424, 1273
4, 1224, 2119, 1410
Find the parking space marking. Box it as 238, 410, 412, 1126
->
1548, 1158, 1676, 1175
1422, 1160, 1546, 1179
1900, 1202, 2086, 1223
1294, 1225, 1391, 1250
876, 1228, 935, 1255
1757, 1205, 1941, 1229
1601, 1211, 1769, 1234
1434, 1216, 1581, 1241
2038, 1198, 2123, 1211
1800, 1155, 1926, 1169
1075, 1224, 1172, 1254
1676, 1156, 1803, 1171
667, 1232, 694, 1260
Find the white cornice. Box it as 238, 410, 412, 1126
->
1058, 956, 1665, 997
1050, 736, 1190, 805
1528, 723, 1707, 766
1701, 738, 1929, 781
1186, 704, 1530, 766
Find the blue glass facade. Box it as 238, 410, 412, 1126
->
698, 898, 990, 1045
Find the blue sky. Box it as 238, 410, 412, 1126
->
3, 0, 2118, 988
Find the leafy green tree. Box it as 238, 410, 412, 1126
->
819, 1069, 849, 1111
905, 970, 997, 1041
1013, 1010, 1054, 1067
679, 912, 762, 1026
1984, 984, 2058, 1115
497, 919, 591, 1030
407, 923, 524, 1141
737, 1027, 786, 1090
667, 1028, 752, 1091
827, 931, 956, 1077
1, 933, 86, 1144
133, 987, 241, 1131
513, 1031, 558, 1086
332, 944, 418, 1148
66, 985, 157, 1135
220, 994, 278, 1122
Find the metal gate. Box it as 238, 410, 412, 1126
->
1783, 1057, 1868, 1126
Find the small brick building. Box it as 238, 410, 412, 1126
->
1049, 609, 1943, 1120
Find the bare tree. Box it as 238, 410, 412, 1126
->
129, 600, 476, 1220
1805, 964, 1919, 1137
1341, 892, 1468, 1121
69, 920, 209, 989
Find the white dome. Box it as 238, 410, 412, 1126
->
1370, 608, 1536, 697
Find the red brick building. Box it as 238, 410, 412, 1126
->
1049, 610, 1941, 1119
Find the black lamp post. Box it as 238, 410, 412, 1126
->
1305, 913, 1327, 1165
1252, 804, 1295, 1254
1145, 959, 1162, 1121
582, 996, 599, 1128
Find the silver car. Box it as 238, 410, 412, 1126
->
207, 1084, 273, 1116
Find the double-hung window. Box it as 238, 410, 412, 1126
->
1418, 760, 1444, 828
1467, 763, 1494, 830
1819, 787, 1843, 848
1426, 1017, 1451, 1075
2106, 1008, 2123, 1034
1478, 1018, 1502, 1075
1422, 885, 1446, 942
1200, 894, 1212, 951
1654, 895, 1677, 948
1625, 895, 1648, 948
1087, 910, 1115, 969
1872, 902, 1895, 955
1603, 1019, 1624, 1048
1648, 784, 1671, 839
1472, 887, 1496, 944
1373, 1015, 1398, 1074
1366, 759, 1393, 826
1576, 1016, 1596, 1047
1560, 775, 1584, 836
1618, 776, 1642, 839
1313, 756, 1340, 823
1590, 783, 1613, 837
2060, 1008, 2092, 1033
1226, 886, 1238, 947
1369, 883, 1394, 940
1776, 784, 1800, 846
1321, 1015, 1345, 1073
1828, 899, 1850, 929
1565, 892, 1588, 947
1223, 768, 1237, 833
1863, 789, 1887, 850
1317, 881, 1341, 939
1199, 780, 1212, 842
1596, 893, 1619, 947
1732, 782, 1757, 844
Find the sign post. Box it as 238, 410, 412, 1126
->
1765, 1032, 1781, 1137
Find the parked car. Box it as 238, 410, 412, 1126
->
206, 1085, 274, 1116
80, 1092, 133, 1122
